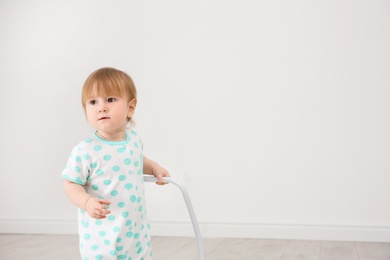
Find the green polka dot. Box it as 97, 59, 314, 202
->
126, 231, 133, 238
126, 220, 132, 226
118, 175, 126, 181
84, 233, 91, 240
117, 147, 126, 153
137, 169, 143, 175
93, 145, 102, 151
130, 195, 136, 202
95, 220, 102, 225
111, 190, 119, 196
75, 156, 82, 162
124, 183, 133, 190
138, 205, 143, 212
90, 162, 97, 168
82, 220, 89, 228
122, 211, 129, 218
96, 169, 104, 176
109, 250, 116, 256
75, 177, 83, 184
116, 237, 122, 243
113, 226, 120, 232
108, 215, 116, 221
103, 154, 112, 161
137, 247, 143, 254
91, 245, 99, 251
118, 255, 126, 260
74, 166, 81, 173
134, 142, 139, 148
134, 161, 139, 167
137, 197, 142, 203
134, 233, 140, 239
136, 241, 141, 247
95, 255, 103, 260
83, 154, 90, 160
104, 239, 110, 245
99, 231, 106, 237
116, 246, 123, 251
104, 180, 112, 185
124, 158, 131, 165
147, 240, 151, 247
85, 138, 93, 143
118, 202, 125, 208
112, 165, 120, 172
92, 184, 98, 190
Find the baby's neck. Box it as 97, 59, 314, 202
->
95, 131, 127, 142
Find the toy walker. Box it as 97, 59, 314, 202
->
144, 176, 205, 260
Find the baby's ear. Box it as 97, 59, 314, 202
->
127, 98, 137, 116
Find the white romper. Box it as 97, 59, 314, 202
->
62, 130, 152, 260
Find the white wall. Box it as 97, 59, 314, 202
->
1, 0, 390, 242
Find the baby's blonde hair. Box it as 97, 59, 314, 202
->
82, 67, 137, 123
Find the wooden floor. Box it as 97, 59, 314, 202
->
1, 234, 390, 260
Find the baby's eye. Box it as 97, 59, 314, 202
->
107, 97, 116, 102
89, 100, 96, 105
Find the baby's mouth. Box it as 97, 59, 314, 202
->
99, 117, 111, 121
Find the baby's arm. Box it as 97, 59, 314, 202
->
143, 155, 170, 185
63, 180, 111, 219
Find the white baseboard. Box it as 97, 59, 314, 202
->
151, 221, 390, 242
1, 219, 389, 242
0, 219, 77, 235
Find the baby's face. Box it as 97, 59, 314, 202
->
85, 89, 136, 140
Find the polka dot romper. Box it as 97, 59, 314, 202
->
62, 130, 152, 260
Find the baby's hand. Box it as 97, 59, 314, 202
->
152, 164, 170, 185
85, 197, 111, 219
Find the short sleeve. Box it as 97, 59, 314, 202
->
62, 146, 90, 185
130, 129, 144, 150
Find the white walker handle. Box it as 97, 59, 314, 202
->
144, 176, 205, 260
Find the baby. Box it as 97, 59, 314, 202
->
62, 67, 170, 259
